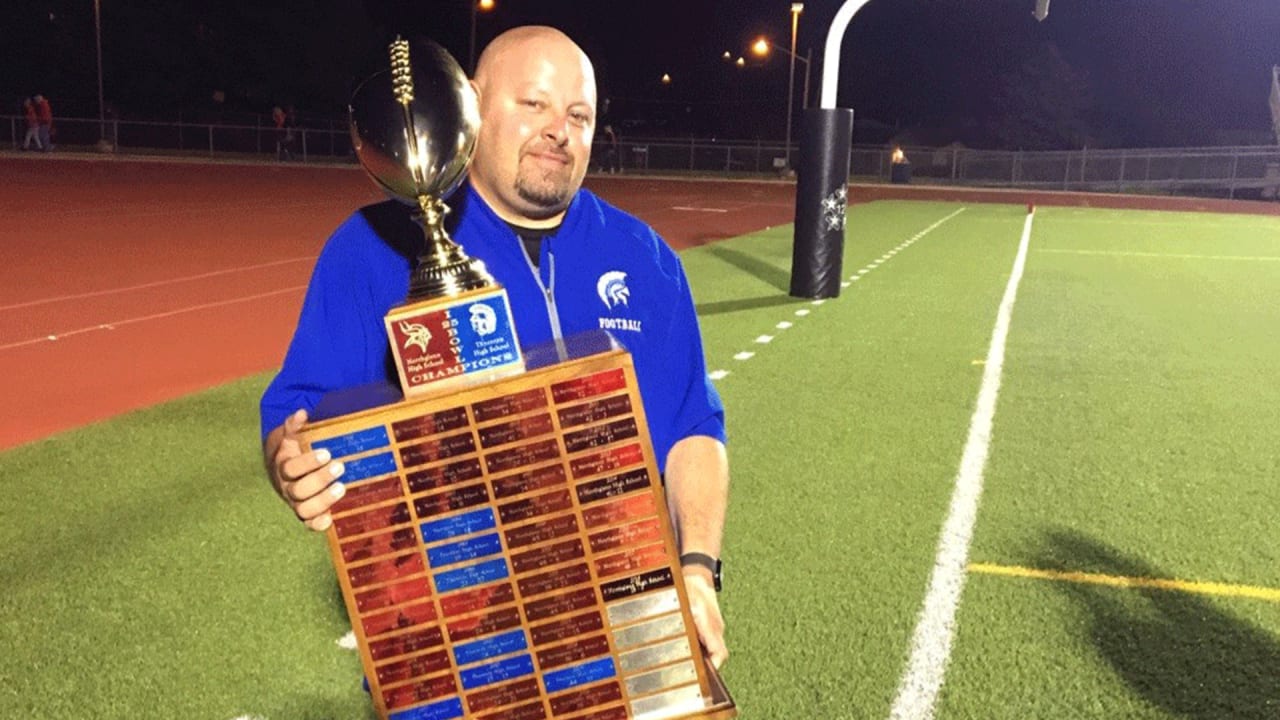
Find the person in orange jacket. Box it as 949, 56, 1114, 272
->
33, 95, 53, 152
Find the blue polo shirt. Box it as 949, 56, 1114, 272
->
260, 184, 724, 471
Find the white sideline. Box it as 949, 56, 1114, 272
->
887, 209, 1036, 720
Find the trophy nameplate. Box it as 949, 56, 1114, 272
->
385, 287, 523, 397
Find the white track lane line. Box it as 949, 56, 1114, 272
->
0, 286, 308, 351
887, 209, 1035, 720
0, 256, 315, 312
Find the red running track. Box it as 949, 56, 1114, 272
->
0, 157, 795, 449
4, 155, 1273, 450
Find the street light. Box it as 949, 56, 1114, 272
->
752, 36, 811, 167
468, 0, 496, 74
753, 2, 808, 167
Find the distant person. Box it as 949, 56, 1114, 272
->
272, 106, 293, 161
284, 106, 299, 160
600, 123, 621, 173
21, 98, 42, 151
33, 95, 53, 152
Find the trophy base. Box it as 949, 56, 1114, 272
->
385, 286, 524, 399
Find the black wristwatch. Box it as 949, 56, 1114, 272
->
679, 552, 722, 592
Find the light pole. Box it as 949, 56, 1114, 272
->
787, 3, 802, 166
753, 4, 807, 166
94, 0, 105, 140
468, 0, 495, 75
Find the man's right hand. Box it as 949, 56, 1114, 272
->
265, 408, 346, 531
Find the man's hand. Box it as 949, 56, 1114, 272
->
264, 409, 346, 531
683, 567, 727, 669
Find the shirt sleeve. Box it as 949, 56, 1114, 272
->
259, 217, 397, 440
648, 250, 727, 468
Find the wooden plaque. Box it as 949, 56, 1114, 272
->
300, 346, 735, 720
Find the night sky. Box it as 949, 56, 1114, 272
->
7, 0, 1280, 149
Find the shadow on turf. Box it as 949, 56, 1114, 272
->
695, 294, 799, 317
1040, 530, 1280, 718
704, 245, 791, 292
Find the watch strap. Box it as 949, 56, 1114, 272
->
679, 552, 722, 592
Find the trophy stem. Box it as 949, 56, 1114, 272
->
408, 194, 495, 299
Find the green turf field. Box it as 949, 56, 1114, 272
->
3, 201, 1278, 719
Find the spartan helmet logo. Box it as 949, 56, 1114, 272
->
596, 271, 630, 309
469, 303, 497, 336
399, 320, 431, 353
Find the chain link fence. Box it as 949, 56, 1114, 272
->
6, 115, 1280, 201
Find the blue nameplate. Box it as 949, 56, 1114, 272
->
543, 656, 618, 694
388, 697, 464, 720
340, 451, 398, 484
459, 654, 535, 690
427, 533, 503, 568
311, 425, 390, 458
420, 508, 496, 543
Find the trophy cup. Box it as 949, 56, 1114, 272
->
350, 37, 522, 397
299, 37, 736, 720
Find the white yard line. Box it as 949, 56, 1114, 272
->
670, 206, 729, 213
887, 209, 1036, 720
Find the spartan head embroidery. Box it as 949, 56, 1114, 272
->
596, 271, 630, 309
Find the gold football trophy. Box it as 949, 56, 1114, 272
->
297, 37, 735, 720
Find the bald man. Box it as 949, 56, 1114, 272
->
261, 27, 730, 667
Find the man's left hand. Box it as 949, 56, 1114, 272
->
682, 567, 727, 669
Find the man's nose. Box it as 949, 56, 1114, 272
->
541, 113, 570, 145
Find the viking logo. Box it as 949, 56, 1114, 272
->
596, 271, 630, 309
399, 320, 431, 353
